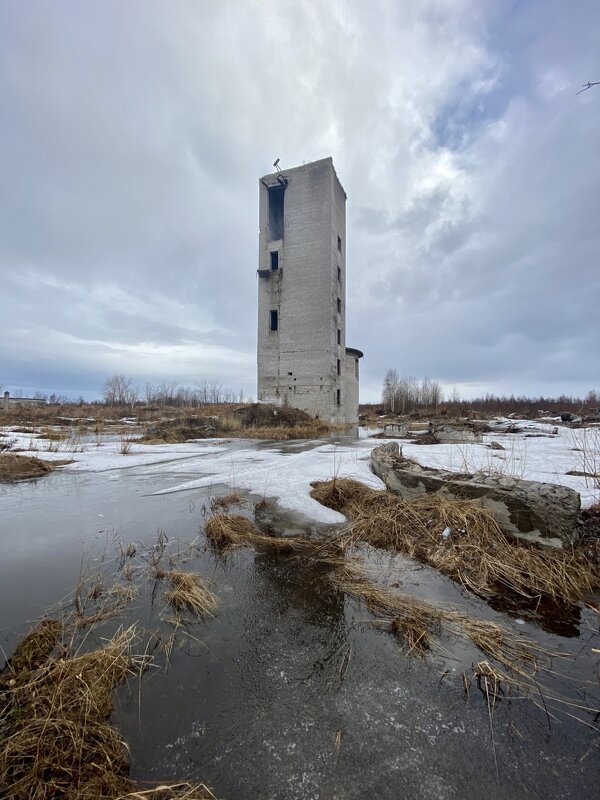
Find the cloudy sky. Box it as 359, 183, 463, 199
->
1, 0, 598, 402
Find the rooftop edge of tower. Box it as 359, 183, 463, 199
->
260, 156, 347, 200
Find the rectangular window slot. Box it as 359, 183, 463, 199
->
337, 329, 341, 345
337, 266, 341, 282
337, 359, 341, 376
337, 235, 342, 253
336, 389, 341, 406
268, 185, 285, 241
270, 251, 279, 270
337, 297, 341, 313
270, 309, 278, 331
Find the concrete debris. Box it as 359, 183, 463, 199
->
370, 442, 581, 548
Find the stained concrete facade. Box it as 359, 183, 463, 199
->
257, 157, 362, 423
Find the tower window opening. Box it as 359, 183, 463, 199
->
337, 358, 341, 376
270, 251, 279, 270
268, 185, 285, 241
337, 297, 341, 314
355, 358, 359, 379
337, 328, 341, 345
270, 309, 278, 331
337, 389, 341, 406
337, 266, 341, 282
337, 235, 342, 253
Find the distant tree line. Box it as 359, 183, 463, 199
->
103, 375, 246, 407
381, 371, 442, 413
381, 371, 599, 415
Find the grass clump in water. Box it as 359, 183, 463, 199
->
205, 513, 341, 558
0, 453, 56, 482
311, 478, 599, 606
164, 570, 218, 620
0, 625, 141, 798
210, 490, 245, 510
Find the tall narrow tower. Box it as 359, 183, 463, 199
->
257, 157, 362, 423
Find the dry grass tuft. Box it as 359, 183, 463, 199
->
236, 422, 332, 440
0, 626, 142, 799
164, 571, 218, 619
0, 453, 56, 482
331, 562, 548, 680
204, 513, 340, 558
0, 620, 63, 689
312, 478, 599, 605
210, 490, 245, 510
124, 783, 218, 799
0, 614, 217, 799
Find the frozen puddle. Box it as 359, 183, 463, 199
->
0, 425, 598, 799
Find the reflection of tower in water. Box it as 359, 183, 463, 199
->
233, 547, 350, 696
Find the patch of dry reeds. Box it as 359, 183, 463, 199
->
210, 490, 245, 510
0, 453, 56, 482
311, 478, 599, 605
164, 571, 218, 619
124, 783, 217, 799
205, 513, 340, 558
0, 621, 218, 800
331, 562, 549, 682
0, 626, 141, 799
236, 422, 332, 440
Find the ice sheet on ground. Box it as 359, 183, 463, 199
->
151, 441, 384, 523
2, 417, 598, 519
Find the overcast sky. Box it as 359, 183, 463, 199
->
1, 0, 598, 403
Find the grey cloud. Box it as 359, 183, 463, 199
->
1, 0, 599, 401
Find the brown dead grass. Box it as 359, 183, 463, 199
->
204, 513, 340, 557
235, 422, 333, 440
0, 626, 140, 798
164, 571, 218, 619
0, 453, 56, 482
332, 562, 549, 687
124, 785, 217, 799
311, 478, 599, 605
0, 620, 217, 800
210, 490, 245, 510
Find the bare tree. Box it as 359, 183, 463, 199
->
103, 374, 137, 406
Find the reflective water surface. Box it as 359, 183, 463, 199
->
1, 438, 599, 799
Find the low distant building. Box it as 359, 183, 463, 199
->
2, 391, 47, 411
256, 157, 363, 423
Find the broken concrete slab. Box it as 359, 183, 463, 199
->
431, 425, 483, 444
370, 442, 580, 548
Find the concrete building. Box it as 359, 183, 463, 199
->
256, 157, 363, 423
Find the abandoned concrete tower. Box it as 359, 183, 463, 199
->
257, 157, 363, 424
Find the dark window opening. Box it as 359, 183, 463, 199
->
337, 329, 341, 345
337, 235, 342, 253
270, 251, 279, 270
337, 297, 341, 314
336, 389, 341, 406
268, 185, 285, 241
270, 309, 278, 331
355, 358, 359, 379
337, 266, 341, 282
337, 359, 341, 376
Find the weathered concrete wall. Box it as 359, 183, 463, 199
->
344, 348, 362, 424
370, 442, 580, 548
257, 157, 354, 423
